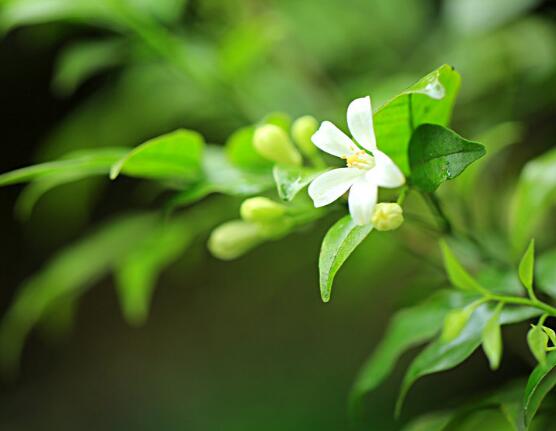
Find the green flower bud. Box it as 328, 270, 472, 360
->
253, 124, 302, 166
240, 197, 287, 224
257, 217, 294, 240
207, 220, 262, 261
292, 115, 318, 156
372, 203, 404, 231
442, 308, 472, 342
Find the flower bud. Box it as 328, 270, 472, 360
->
256, 217, 294, 240
371, 203, 404, 231
240, 197, 287, 224
207, 220, 262, 261
253, 124, 302, 166
292, 115, 318, 156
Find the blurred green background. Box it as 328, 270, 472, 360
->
1, 0, 556, 429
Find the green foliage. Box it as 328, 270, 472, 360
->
273, 165, 324, 202
2, 3, 556, 426
528, 324, 549, 366
482, 303, 503, 370
0, 147, 127, 187
404, 381, 526, 431
110, 129, 205, 184
523, 352, 556, 429
439, 240, 486, 293
318, 215, 373, 302
537, 248, 556, 299
408, 124, 486, 192
510, 148, 556, 252
374, 64, 461, 174
396, 305, 541, 416
115, 218, 194, 326
519, 239, 536, 295
350, 291, 471, 407
53, 39, 125, 96
442, 307, 474, 342
0, 212, 158, 372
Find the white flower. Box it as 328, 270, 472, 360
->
308, 96, 405, 225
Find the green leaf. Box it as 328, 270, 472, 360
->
439, 239, 486, 293
402, 412, 453, 431
0, 212, 159, 373
110, 129, 204, 183
408, 124, 486, 192
519, 239, 536, 294
225, 126, 273, 171
537, 248, 556, 299
442, 307, 474, 342
319, 215, 373, 302
396, 304, 541, 416
115, 219, 193, 326
510, 148, 556, 252
0, 147, 128, 187
482, 304, 503, 370
166, 146, 273, 211
350, 290, 471, 408
374, 64, 461, 175
203, 146, 272, 195
523, 351, 556, 429
528, 325, 548, 366
0, 0, 187, 32
0, 0, 124, 32
53, 38, 125, 96
273, 165, 324, 202
542, 326, 556, 345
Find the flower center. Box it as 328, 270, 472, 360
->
342, 150, 375, 169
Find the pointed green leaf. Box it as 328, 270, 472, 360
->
528, 325, 549, 366
396, 304, 540, 416
0, 212, 159, 373
439, 239, 486, 293
442, 307, 473, 342
523, 351, 556, 429
350, 291, 471, 408
482, 304, 503, 370
374, 64, 461, 174
115, 220, 193, 326
537, 248, 556, 299
542, 326, 556, 346
319, 215, 373, 302
510, 147, 556, 251
53, 39, 124, 96
0, 147, 127, 187
408, 124, 486, 192
273, 165, 324, 202
519, 239, 536, 296
110, 129, 204, 183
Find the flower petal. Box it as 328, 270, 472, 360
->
312, 121, 356, 158
347, 96, 376, 151
369, 150, 405, 188
348, 177, 378, 225
308, 168, 362, 207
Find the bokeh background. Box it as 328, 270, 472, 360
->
1, 0, 556, 429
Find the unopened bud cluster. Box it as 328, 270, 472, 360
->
253, 115, 319, 166
208, 197, 293, 260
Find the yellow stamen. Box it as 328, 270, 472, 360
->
342, 150, 373, 169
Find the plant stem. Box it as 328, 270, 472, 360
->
486, 293, 556, 317
423, 192, 453, 234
